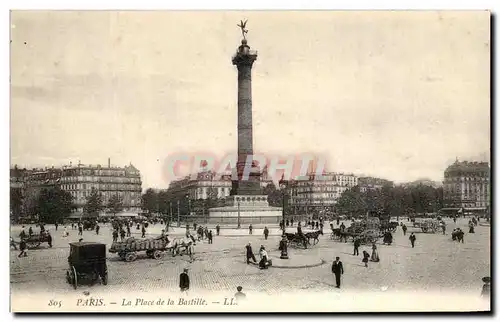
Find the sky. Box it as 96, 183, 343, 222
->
10, 11, 490, 189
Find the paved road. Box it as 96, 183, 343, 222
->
10, 217, 490, 297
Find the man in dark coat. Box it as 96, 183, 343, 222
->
263, 226, 269, 240
95, 224, 100, 235
216, 224, 220, 236
47, 231, 52, 248
353, 238, 361, 256
249, 224, 253, 235
245, 242, 257, 264
141, 225, 146, 238
179, 268, 190, 293
18, 239, 27, 257
332, 256, 344, 288
402, 224, 407, 235
120, 229, 126, 241
207, 230, 213, 244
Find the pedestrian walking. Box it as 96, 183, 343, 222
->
208, 230, 213, 244
120, 229, 126, 241
126, 225, 131, 237
263, 226, 269, 240
55, 223, 59, 231
216, 224, 220, 236
362, 250, 370, 267
249, 224, 253, 235
409, 233, 416, 248
353, 238, 361, 256
78, 225, 83, 236
402, 224, 407, 236
234, 286, 246, 303
179, 268, 190, 293
319, 222, 324, 234
291, 218, 294, 226
141, 225, 146, 238
18, 239, 27, 257
245, 242, 257, 264
112, 229, 118, 243
96, 224, 100, 235
331, 256, 344, 288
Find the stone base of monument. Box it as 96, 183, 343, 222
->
208, 195, 282, 225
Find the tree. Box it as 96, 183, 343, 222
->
84, 189, 104, 217
37, 187, 75, 224
157, 190, 170, 215
10, 188, 23, 223
336, 186, 366, 217
107, 194, 124, 216
141, 188, 158, 214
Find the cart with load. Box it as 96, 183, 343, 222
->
109, 236, 174, 262
23, 231, 52, 249
346, 217, 383, 244
66, 242, 108, 290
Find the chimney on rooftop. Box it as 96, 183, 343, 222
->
108, 158, 111, 168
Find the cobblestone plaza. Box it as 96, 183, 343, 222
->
10, 217, 490, 298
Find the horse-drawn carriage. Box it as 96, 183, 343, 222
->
284, 232, 308, 248
66, 242, 108, 290
82, 219, 97, 231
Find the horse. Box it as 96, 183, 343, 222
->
305, 230, 323, 245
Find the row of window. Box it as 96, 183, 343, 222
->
62, 183, 141, 191
61, 176, 141, 184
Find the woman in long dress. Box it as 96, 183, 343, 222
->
370, 243, 380, 262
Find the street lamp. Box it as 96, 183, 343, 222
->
237, 198, 241, 229
279, 178, 289, 260
279, 179, 287, 233
177, 200, 180, 228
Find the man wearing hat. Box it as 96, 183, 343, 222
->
245, 242, 257, 264
179, 268, 190, 293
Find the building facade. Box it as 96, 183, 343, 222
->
442, 160, 490, 211
289, 172, 358, 216
12, 160, 143, 218
164, 168, 274, 214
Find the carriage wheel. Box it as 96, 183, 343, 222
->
125, 252, 137, 262
101, 271, 108, 285
118, 252, 126, 260
27, 241, 40, 249
146, 250, 154, 258
153, 250, 163, 260
72, 266, 78, 290
66, 270, 72, 284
